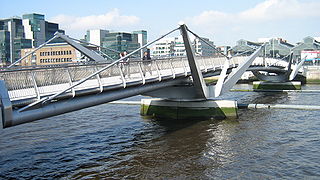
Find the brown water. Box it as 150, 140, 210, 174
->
0, 84, 320, 179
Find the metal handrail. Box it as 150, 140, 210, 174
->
17, 27, 180, 112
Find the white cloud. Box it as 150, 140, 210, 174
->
50, 8, 140, 37
240, 0, 320, 21
184, 0, 320, 44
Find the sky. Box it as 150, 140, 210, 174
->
1, 0, 320, 46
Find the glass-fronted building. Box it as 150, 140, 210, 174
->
0, 17, 32, 64
102, 32, 140, 59
0, 30, 10, 65
0, 13, 64, 65
133, 30, 147, 57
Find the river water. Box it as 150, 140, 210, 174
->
0, 84, 320, 179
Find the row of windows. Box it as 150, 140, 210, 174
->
40, 50, 72, 56
40, 58, 73, 63
155, 47, 168, 50
153, 51, 169, 54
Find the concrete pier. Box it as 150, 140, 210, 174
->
253, 81, 301, 90
140, 99, 238, 120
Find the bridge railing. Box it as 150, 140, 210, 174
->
0, 55, 233, 104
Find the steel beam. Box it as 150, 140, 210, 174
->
8, 79, 186, 128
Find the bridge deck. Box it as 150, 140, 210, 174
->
0, 56, 287, 107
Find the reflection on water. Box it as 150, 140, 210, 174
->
0, 84, 320, 179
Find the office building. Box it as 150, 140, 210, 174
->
84, 29, 147, 60
0, 17, 32, 64
151, 36, 215, 57
20, 43, 78, 66
102, 32, 140, 59
133, 30, 147, 57
22, 13, 64, 47
85, 29, 109, 47
0, 13, 64, 65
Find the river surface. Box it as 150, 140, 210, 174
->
0, 84, 320, 179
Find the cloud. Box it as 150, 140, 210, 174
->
240, 0, 320, 21
184, 0, 320, 44
50, 8, 140, 37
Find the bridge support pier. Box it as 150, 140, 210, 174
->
253, 81, 301, 90
140, 99, 238, 120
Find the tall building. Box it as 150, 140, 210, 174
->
84, 29, 147, 60
85, 29, 109, 47
102, 32, 140, 59
0, 30, 10, 65
0, 17, 32, 64
22, 13, 64, 47
151, 36, 215, 57
133, 30, 147, 57
0, 13, 65, 65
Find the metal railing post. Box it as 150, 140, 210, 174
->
95, 66, 103, 93
118, 64, 126, 88
31, 71, 40, 100
169, 59, 176, 79
66, 68, 75, 98
154, 61, 161, 81
138, 62, 145, 84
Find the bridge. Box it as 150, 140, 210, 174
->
0, 24, 303, 129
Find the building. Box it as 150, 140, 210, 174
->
231, 39, 262, 56
232, 38, 294, 58
133, 30, 147, 57
194, 37, 215, 56
216, 46, 231, 55
151, 37, 175, 57
292, 36, 320, 60
0, 17, 32, 64
84, 29, 109, 47
265, 38, 294, 58
84, 29, 147, 60
151, 36, 215, 57
20, 43, 78, 66
102, 32, 141, 59
22, 13, 64, 47
0, 13, 64, 66
0, 30, 10, 66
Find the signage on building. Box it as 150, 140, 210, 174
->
301, 50, 320, 61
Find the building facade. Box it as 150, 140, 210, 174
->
0, 17, 32, 64
292, 37, 320, 60
133, 30, 147, 57
22, 13, 64, 47
84, 29, 147, 60
232, 37, 320, 61
102, 32, 140, 59
0, 13, 64, 66
85, 29, 109, 47
20, 43, 78, 66
151, 36, 215, 57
